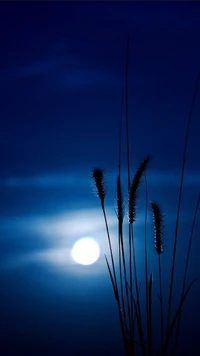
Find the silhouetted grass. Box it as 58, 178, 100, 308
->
91, 37, 200, 356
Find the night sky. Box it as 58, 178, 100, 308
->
0, 2, 200, 356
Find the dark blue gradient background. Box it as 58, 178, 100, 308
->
0, 2, 200, 356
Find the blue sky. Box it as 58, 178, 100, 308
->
0, 2, 200, 356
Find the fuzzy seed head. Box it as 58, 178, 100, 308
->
128, 155, 150, 224
116, 175, 124, 223
151, 201, 163, 254
91, 168, 106, 204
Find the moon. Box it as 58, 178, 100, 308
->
71, 237, 100, 265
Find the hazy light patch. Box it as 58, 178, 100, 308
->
0, 208, 119, 273
34, 208, 118, 245
1, 195, 197, 272
0, 247, 106, 276
0, 248, 70, 271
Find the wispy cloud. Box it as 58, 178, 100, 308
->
0, 48, 117, 91
0, 208, 118, 273
0, 208, 118, 243
0, 59, 57, 79
2, 169, 200, 188
2, 173, 81, 188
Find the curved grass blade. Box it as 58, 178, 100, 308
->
162, 278, 197, 356
172, 193, 200, 354
105, 254, 118, 301
167, 70, 200, 333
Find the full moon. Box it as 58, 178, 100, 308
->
71, 237, 100, 265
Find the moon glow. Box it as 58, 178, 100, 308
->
71, 237, 100, 265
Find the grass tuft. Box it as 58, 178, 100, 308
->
91, 36, 199, 356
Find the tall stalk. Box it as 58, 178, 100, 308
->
172, 193, 200, 355
91, 38, 199, 356
151, 202, 164, 351
166, 70, 200, 333
144, 173, 150, 353
128, 156, 150, 355
117, 89, 131, 342
124, 36, 135, 346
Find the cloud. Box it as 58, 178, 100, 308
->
0, 59, 56, 79
0, 208, 119, 273
0, 48, 117, 91
2, 169, 200, 188
1, 188, 198, 272
0, 246, 109, 276
0, 208, 118, 243
3, 173, 81, 188
59, 68, 116, 90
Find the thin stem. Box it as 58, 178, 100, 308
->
117, 88, 129, 338
166, 70, 200, 333
125, 33, 136, 348
172, 193, 200, 355
118, 89, 124, 174
148, 272, 153, 356
131, 224, 145, 356
125, 34, 131, 188
158, 254, 164, 349
102, 205, 129, 355
124, 34, 135, 350
128, 223, 134, 338
144, 173, 150, 351
102, 203, 118, 293
118, 225, 129, 337
119, 219, 133, 348
162, 279, 197, 356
